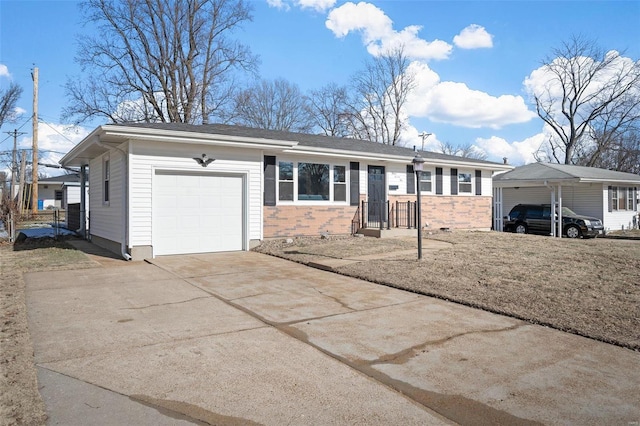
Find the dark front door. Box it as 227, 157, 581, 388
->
367, 165, 386, 224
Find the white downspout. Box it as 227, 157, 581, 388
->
96, 139, 131, 261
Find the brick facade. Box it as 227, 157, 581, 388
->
390, 195, 493, 230
263, 205, 359, 238
263, 195, 492, 238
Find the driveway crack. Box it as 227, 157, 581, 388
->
122, 296, 212, 310
369, 323, 526, 366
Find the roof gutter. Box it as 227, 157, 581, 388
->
286, 146, 513, 170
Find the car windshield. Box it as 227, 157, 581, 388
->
561, 207, 577, 216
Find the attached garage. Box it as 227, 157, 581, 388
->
153, 171, 245, 256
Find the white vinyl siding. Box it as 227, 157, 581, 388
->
602, 185, 639, 230
88, 152, 124, 243
128, 141, 262, 249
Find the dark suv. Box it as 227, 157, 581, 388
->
504, 204, 604, 238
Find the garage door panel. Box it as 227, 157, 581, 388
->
153, 172, 244, 256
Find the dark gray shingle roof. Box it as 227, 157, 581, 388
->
113, 122, 505, 167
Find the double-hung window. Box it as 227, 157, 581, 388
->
419, 170, 432, 192
333, 166, 346, 201
278, 161, 294, 201
611, 186, 637, 211
103, 156, 110, 204
458, 172, 472, 193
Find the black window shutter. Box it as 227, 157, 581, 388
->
435, 167, 443, 195
475, 170, 482, 195
634, 187, 638, 210
264, 156, 276, 206
406, 165, 415, 194
350, 162, 360, 206
450, 168, 458, 195
608, 186, 613, 212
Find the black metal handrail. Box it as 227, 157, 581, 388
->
360, 200, 417, 230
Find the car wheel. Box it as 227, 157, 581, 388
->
515, 223, 528, 234
565, 225, 581, 238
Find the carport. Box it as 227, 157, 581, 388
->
493, 162, 640, 235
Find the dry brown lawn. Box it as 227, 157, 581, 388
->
255, 231, 640, 351
0, 239, 97, 426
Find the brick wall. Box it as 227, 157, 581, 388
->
390, 195, 493, 230
263, 205, 359, 238
263, 196, 492, 237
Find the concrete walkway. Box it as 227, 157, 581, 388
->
25, 251, 640, 425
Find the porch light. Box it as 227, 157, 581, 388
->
412, 153, 425, 260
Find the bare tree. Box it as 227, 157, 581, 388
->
346, 46, 416, 145
0, 83, 23, 128
438, 141, 488, 160
230, 78, 314, 132
578, 129, 640, 174
529, 36, 640, 164
308, 83, 351, 137
64, 0, 257, 124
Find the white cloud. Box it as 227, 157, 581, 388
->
14, 123, 90, 177
405, 62, 536, 129
475, 133, 545, 165
426, 82, 536, 129
325, 2, 452, 60
453, 24, 493, 49
0, 64, 11, 79
266, 0, 290, 10
297, 0, 336, 12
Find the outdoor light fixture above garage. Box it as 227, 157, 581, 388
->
193, 153, 215, 167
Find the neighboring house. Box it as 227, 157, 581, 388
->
37, 174, 85, 210
493, 162, 640, 233
33, 174, 90, 231
60, 123, 512, 260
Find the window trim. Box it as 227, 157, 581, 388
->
458, 171, 473, 194
103, 155, 110, 206
419, 170, 432, 193
610, 186, 638, 211
275, 158, 349, 204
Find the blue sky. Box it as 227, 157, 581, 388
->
1, 0, 638, 175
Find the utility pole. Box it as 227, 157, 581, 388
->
5, 129, 27, 201
18, 151, 27, 214
31, 67, 39, 213
418, 131, 432, 151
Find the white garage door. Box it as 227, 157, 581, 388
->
153, 171, 244, 256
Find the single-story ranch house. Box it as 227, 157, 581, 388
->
493, 162, 640, 233
60, 123, 512, 260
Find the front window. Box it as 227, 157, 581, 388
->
619, 188, 627, 211
298, 163, 329, 200
278, 161, 294, 201
333, 166, 346, 201
458, 172, 472, 193
276, 160, 347, 202
419, 171, 432, 192
611, 186, 636, 211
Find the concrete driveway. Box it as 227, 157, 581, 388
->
26, 251, 640, 425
